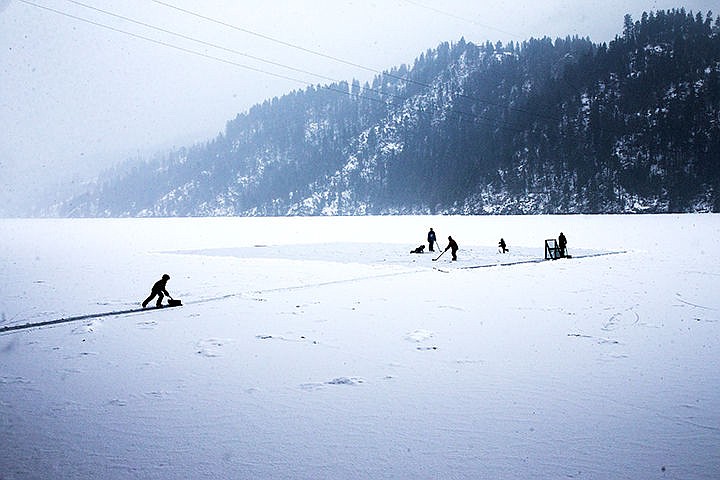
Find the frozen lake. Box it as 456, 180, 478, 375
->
1, 214, 719, 479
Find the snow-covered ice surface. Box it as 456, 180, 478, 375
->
1, 214, 718, 479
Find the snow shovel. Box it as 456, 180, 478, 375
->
432, 249, 447, 261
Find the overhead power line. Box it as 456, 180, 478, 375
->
17, 0, 548, 132
146, 0, 560, 122
16, 0, 324, 86
64, 0, 341, 85
148, 0, 383, 76
398, 0, 524, 40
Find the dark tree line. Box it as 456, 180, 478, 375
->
58, 9, 720, 216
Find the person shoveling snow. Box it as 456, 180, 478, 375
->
141, 274, 179, 308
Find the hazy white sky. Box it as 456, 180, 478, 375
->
1, 0, 716, 211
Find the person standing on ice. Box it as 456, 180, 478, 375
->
142, 274, 173, 308
558, 232, 567, 258
445, 236, 459, 261
427, 228, 437, 252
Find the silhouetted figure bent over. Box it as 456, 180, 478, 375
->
445, 236, 459, 261
498, 238, 508, 253
142, 274, 172, 308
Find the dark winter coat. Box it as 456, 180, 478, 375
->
558, 233, 567, 249
152, 278, 169, 295
446, 237, 458, 253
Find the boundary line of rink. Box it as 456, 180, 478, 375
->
0, 251, 627, 334
459, 250, 628, 269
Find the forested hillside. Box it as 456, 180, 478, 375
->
57, 9, 720, 216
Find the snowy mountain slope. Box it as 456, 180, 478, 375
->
54, 9, 720, 217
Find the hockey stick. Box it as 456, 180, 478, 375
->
432, 249, 446, 261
